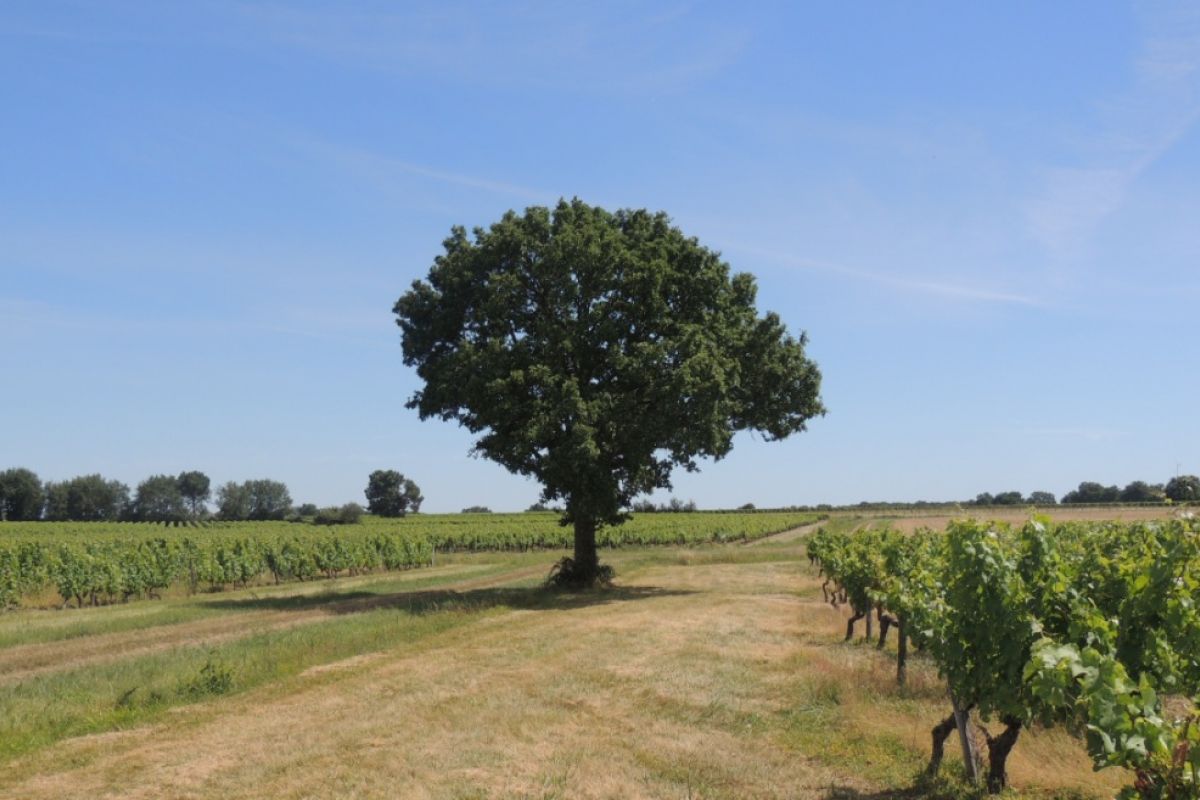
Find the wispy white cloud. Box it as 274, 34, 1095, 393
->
1028, 6, 1200, 256
721, 244, 1044, 307
293, 138, 554, 204
234, 2, 749, 94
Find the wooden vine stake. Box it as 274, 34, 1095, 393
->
952, 696, 982, 785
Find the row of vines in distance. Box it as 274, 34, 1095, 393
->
0, 530, 434, 609
808, 517, 1200, 798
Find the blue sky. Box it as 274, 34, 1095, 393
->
2, 2, 1198, 511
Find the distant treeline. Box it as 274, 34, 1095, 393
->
971, 475, 1200, 506
0, 467, 428, 524
825, 475, 1200, 511
5, 465, 1196, 523
0, 468, 299, 523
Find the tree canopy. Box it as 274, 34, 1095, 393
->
129, 474, 187, 522
1061, 481, 1121, 504
364, 470, 423, 517
395, 199, 824, 584
177, 471, 211, 516
0, 468, 44, 521
216, 479, 292, 521
43, 475, 129, 521
1165, 474, 1200, 502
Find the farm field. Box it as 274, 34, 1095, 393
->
845, 504, 1186, 533
0, 511, 820, 610
0, 520, 1132, 799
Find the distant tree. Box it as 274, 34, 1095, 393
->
0, 468, 44, 521
1028, 491, 1056, 505
395, 200, 824, 586
1165, 474, 1200, 503
296, 503, 319, 517
244, 479, 292, 520
739, 502, 756, 510
461, 505, 492, 514
973, 492, 995, 506
991, 491, 1024, 505
1061, 481, 1120, 504
216, 479, 292, 520
314, 503, 363, 525
667, 497, 697, 512
129, 474, 187, 522
43, 474, 129, 521
1119, 480, 1165, 503
364, 470, 423, 517
402, 479, 423, 513
527, 501, 550, 512
177, 471, 211, 517
631, 499, 657, 513
216, 481, 250, 520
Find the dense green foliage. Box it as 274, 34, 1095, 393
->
0, 468, 44, 521
215, 479, 292, 520
129, 474, 188, 522
364, 470, 423, 516
395, 199, 824, 581
312, 503, 364, 525
0, 525, 432, 609
810, 517, 1200, 797
177, 470, 212, 516
1167, 476, 1200, 503
43, 474, 129, 521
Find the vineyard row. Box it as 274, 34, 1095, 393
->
808, 518, 1200, 798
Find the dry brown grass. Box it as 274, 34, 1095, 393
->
0, 547, 1127, 799
874, 505, 1183, 533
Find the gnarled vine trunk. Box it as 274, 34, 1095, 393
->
982, 717, 1022, 793
927, 712, 958, 777
877, 607, 897, 649
927, 701, 982, 785
845, 610, 864, 640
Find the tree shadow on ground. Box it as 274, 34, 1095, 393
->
198, 583, 694, 617
824, 787, 917, 800
823, 774, 981, 800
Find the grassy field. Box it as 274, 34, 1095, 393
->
0, 522, 1128, 799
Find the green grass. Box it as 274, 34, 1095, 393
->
0, 538, 1121, 798
0, 559, 524, 649
0, 547, 688, 764
0, 599, 498, 760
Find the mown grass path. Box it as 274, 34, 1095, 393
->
0, 542, 1123, 799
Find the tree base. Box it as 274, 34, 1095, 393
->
544, 557, 615, 590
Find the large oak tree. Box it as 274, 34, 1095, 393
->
395, 199, 824, 584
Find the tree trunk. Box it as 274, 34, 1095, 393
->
927, 711, 958, 776
983, 717, 1022, 793
896, 615, 908, 686
865, 605, 874, 641
573, 517, 599, 581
